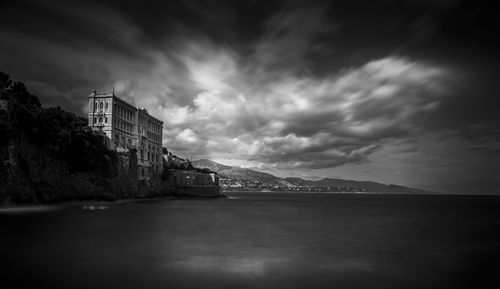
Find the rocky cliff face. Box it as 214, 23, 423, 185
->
0, 71, 174, 205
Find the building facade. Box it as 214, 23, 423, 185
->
87, 91, 163, 180
169, 170, 220, 196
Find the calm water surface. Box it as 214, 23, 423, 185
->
1, 192, 499, 289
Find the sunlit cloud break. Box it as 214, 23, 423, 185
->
156, 51, 453, 170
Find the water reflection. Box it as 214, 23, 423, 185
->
0, 205, 59, 214
170, 255, 289, 274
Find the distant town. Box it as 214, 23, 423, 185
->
219, 178, 370, 193
191, 159, 430, 194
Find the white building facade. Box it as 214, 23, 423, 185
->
88, 91, 163, 180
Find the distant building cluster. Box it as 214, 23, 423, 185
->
169, 170, 220, 196
88, 91, 163, 180
171, 170, 219, 187
163, 152, 192, 170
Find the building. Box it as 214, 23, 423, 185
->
87, 90, 163, 180
169, 170, 220, 196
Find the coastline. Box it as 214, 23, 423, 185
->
0, 193, 228, 212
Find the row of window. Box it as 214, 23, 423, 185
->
91, 100, 109, 112
93, 116, 108, 125
148, 120, 162, 134
139, 115, 162, 134
114, 133, 162, 162
148, 132, 161, 143
139, 149, 160, 163
114, 134, 133, 148
115, 103, 134, 122
92, 116, 160, 144
113, 118, 133, 132
90, 99, 161, 134
144, 143, 161, 154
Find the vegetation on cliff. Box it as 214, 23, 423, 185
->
0, 71, 173, 205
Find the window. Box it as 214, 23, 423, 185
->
98, 117, 103, 123
105, 102, 108, 111
93, 117, 97, 124
105, 117, 108, 124
99, 102, 103, 110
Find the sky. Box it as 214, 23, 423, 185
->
1, 0, 499, 194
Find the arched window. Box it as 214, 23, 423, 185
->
104, 117, 108, 124
105, 102, 108, 111
99, 102, 103, 110
98, 117, 103, 123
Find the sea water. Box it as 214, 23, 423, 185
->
1, 192, 499, 289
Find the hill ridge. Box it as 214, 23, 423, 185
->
192, 159, 431, 194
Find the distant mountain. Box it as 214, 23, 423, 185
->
192, 159, 279, 182
192, 159, 432, 194
309, 178, 427, 193
191, 159, 232, 172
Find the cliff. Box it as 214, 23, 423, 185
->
0, 71, 174, 205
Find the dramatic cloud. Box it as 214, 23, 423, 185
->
157, 53, 454, 169
1, 0, 499, 192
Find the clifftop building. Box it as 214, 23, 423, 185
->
88, 91, 163, 180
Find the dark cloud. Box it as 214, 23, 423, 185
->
1, 0, 499, 189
